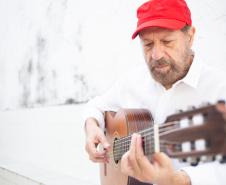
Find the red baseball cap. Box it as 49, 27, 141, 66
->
132, 0, 192, 39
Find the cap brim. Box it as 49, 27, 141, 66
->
132, 19, 186, 39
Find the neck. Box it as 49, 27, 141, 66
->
164, 84, 172, 90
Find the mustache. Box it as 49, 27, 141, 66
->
149, 58, 173, 68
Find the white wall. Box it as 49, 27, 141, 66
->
0, 0, 225, 110
0, 104, 100, 185
0, 0, 226, 184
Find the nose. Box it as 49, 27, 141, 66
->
152, 45, 165, 60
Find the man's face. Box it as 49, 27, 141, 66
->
140, 27, 194, 89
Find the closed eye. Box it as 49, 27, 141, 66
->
145, 42, 154, 47
163, 40, 173, 44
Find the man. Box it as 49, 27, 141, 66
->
83, 0, 226, 184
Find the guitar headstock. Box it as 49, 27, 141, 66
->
161, 101, 226, 166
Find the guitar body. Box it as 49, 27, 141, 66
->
100, 109, 154, 185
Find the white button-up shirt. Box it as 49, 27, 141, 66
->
82, 55, 226, 184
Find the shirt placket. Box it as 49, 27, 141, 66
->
154, 88, 174, 125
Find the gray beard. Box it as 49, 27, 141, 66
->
147, 49, 192, 86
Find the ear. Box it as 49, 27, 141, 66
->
187, 26, 196, 48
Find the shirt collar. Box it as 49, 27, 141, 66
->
182, 55, 203, 89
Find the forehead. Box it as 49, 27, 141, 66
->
139, 27, 183, 40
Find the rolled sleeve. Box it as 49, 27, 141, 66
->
81, 96, 106, 131
82, 105, 105, 131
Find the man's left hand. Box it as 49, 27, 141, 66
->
120, 133, 191, 185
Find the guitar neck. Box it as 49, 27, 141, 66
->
113, 124, 161, 161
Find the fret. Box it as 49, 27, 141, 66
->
114, 125, 161, 160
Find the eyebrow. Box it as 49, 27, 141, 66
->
142, 34, 175, 42
142, 39, 153, 42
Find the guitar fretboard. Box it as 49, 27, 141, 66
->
113, 123, 161, 161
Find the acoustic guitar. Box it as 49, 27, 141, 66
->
99, 101, 226, 185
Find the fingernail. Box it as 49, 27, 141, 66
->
105, 144, 110, 148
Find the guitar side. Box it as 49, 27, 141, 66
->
100, 109, 154, 185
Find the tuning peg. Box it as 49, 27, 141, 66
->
187, 105, 195, 110
199, 102, 211, 107
200, 155, 213, 162
179, 158, 187, 163
175, 109, 183, 114
191, 157, 200, 166
201, 155, 207, 162
206, 155, 214, 162
186, 157, 192, 163
220, 155, 226, 164
187, 157, 199, 166
216, 154, 223, 162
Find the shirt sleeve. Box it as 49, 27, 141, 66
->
81, 66, 148, 130
81, 96, 107, 131
81, 74, 128, 130
181, 162, 226, 185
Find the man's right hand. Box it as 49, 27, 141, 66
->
85, 117, 111, 163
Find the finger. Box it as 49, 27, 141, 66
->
89, 155, 109, 163
98, 131, 111, 150
136, 134, 155, 172
86, 138, 107, 158
129, 133, 140, 172
86, 128, 110, 156
152, 152, 171, 167
136, 134, 144, 156
121, 151, 133, 176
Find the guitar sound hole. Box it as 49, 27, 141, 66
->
113, 138, 119, 164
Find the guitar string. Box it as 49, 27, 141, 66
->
103, 116, 200, 158
105, 121, 182, 157
106, 146, 168, 159
106, 135, 180, 156
107, 136, 181, 158
113, 128, 179, 150
113, 131, 180, 150
112, 134, 173, 153
112, 143, 180, 159
107, 134, 173, 154
106, 143, 174, 157
112, 121, 180, 152
106, 138, 180, 157
112, 120, 180, 148
104, 122, 183, 159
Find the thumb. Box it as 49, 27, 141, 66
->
152, 152, 170, 167
98, 131, 111, 149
